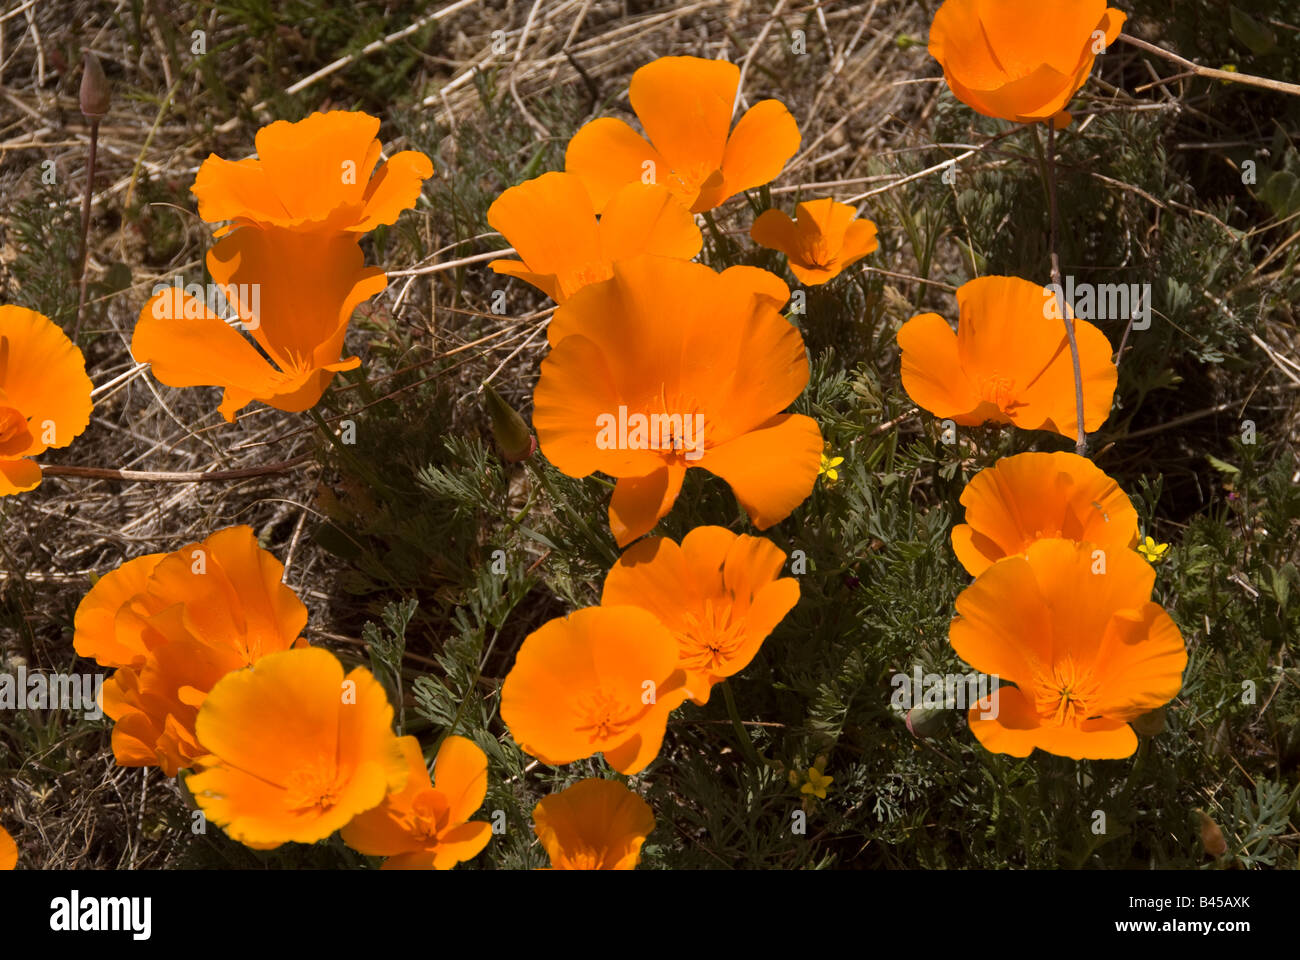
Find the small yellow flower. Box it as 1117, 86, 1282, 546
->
1137, 536, 1169, 564
799, 757, 833, 799
818, 453, 844, 483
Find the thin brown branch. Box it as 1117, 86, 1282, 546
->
1119, 34, 1300, 98
39, 453, 316, 484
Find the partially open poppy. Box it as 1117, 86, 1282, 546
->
188, 647, 408, 849
501, 605, 688, 775
73, 526, 308, 776
132, 231, 386, 421
951, 538, 1187, 759
0, 305, 93, 496
0, 819, 15, 870
191, 111, 433, 234
532, 778, 655, 870
601, 526, 799, 704
133, 111, 430, 421
750, 198, 878, 286
951, 451, 1139, 577
341, 734, 492, 870
928, 0, 1127, 128
896, 275, 1116, 439
565, 56, 800, 214
534, 255, 823, 545
488, 173, 701, 303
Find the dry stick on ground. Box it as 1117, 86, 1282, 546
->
39, 453, 316, 483
1042, 123, 1088, 457
1119, 34, 1300, 98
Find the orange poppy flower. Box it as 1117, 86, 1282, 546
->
132, 230, 386, 421
565, 56, 800, 214
951, 538, 1187, 760
73, 525, 308, 776
191, 111, 433, 234
532, 778, 655, 870
188, 647, 408, 849
0, 305, 93, 497
501, 606, 688, 775
132, 111, 430, 421
750, 198, 878, 286
600, 526, 800, 704
0, 819, 15, 870
534, 255, 823, 545
896, 275, 1116, 439
928, 0, 1127, 127
488, 173, 701, 303
341, 734, 492, 870
951, 451, 1139, 577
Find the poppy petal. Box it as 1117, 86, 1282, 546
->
487, 172, 602, 301
719, 99, 801, 202
631, 57, 737, 178
0, 457, 42, 496
429, 821, 493, 870
896, 312, 983, 420
432, 735, 489, 825
0, 305, 93, 455
701, 413, 822, 529
193, 647, 344, 789
1090, 602, 1187, 720
598, 182, 702, 264
750, 208, 799, 257
565, 118, 666, 214
132, 290, 287, 422
609, 464, 686, 546
353, 150, 434, 232
73, 552, 167, 669
950, 554, 1052, 685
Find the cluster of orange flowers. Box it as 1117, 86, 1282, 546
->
0, 0, 1193, 869
899, 1, 1187, 759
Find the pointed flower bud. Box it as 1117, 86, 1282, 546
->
904, 705, 952, 739
482, 383, 535, 462
1195, 809, 1228, 857
80, 51, 111, 119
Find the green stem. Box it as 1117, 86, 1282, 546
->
721, 680, 760, 766
1034, 123, 1088, 456
700, 209, 731, 262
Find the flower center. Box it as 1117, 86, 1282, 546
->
653, 385, 707, 462
574, 687, 639, 744
561, 843, 608, 870
977, 374, 1017, 410
283, 763, 348, 814
559, 262, 613, 299
667, 161, 716, 205
1031, 657, 1101, 727
678, 598, 746, 673
802, 238, 836, 270
409, 789, 450, 842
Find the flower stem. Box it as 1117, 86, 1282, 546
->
71, 117, 100, 342
721, 679, 760, 766
1039, 122, 1088, 456
700, 209, 731, 261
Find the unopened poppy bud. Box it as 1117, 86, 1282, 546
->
482, 383, 535, 462
80, 51, 111, 119
1131, 706, 1166, 737
1195, 809, 1227, 857
904, 705, 951, 739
